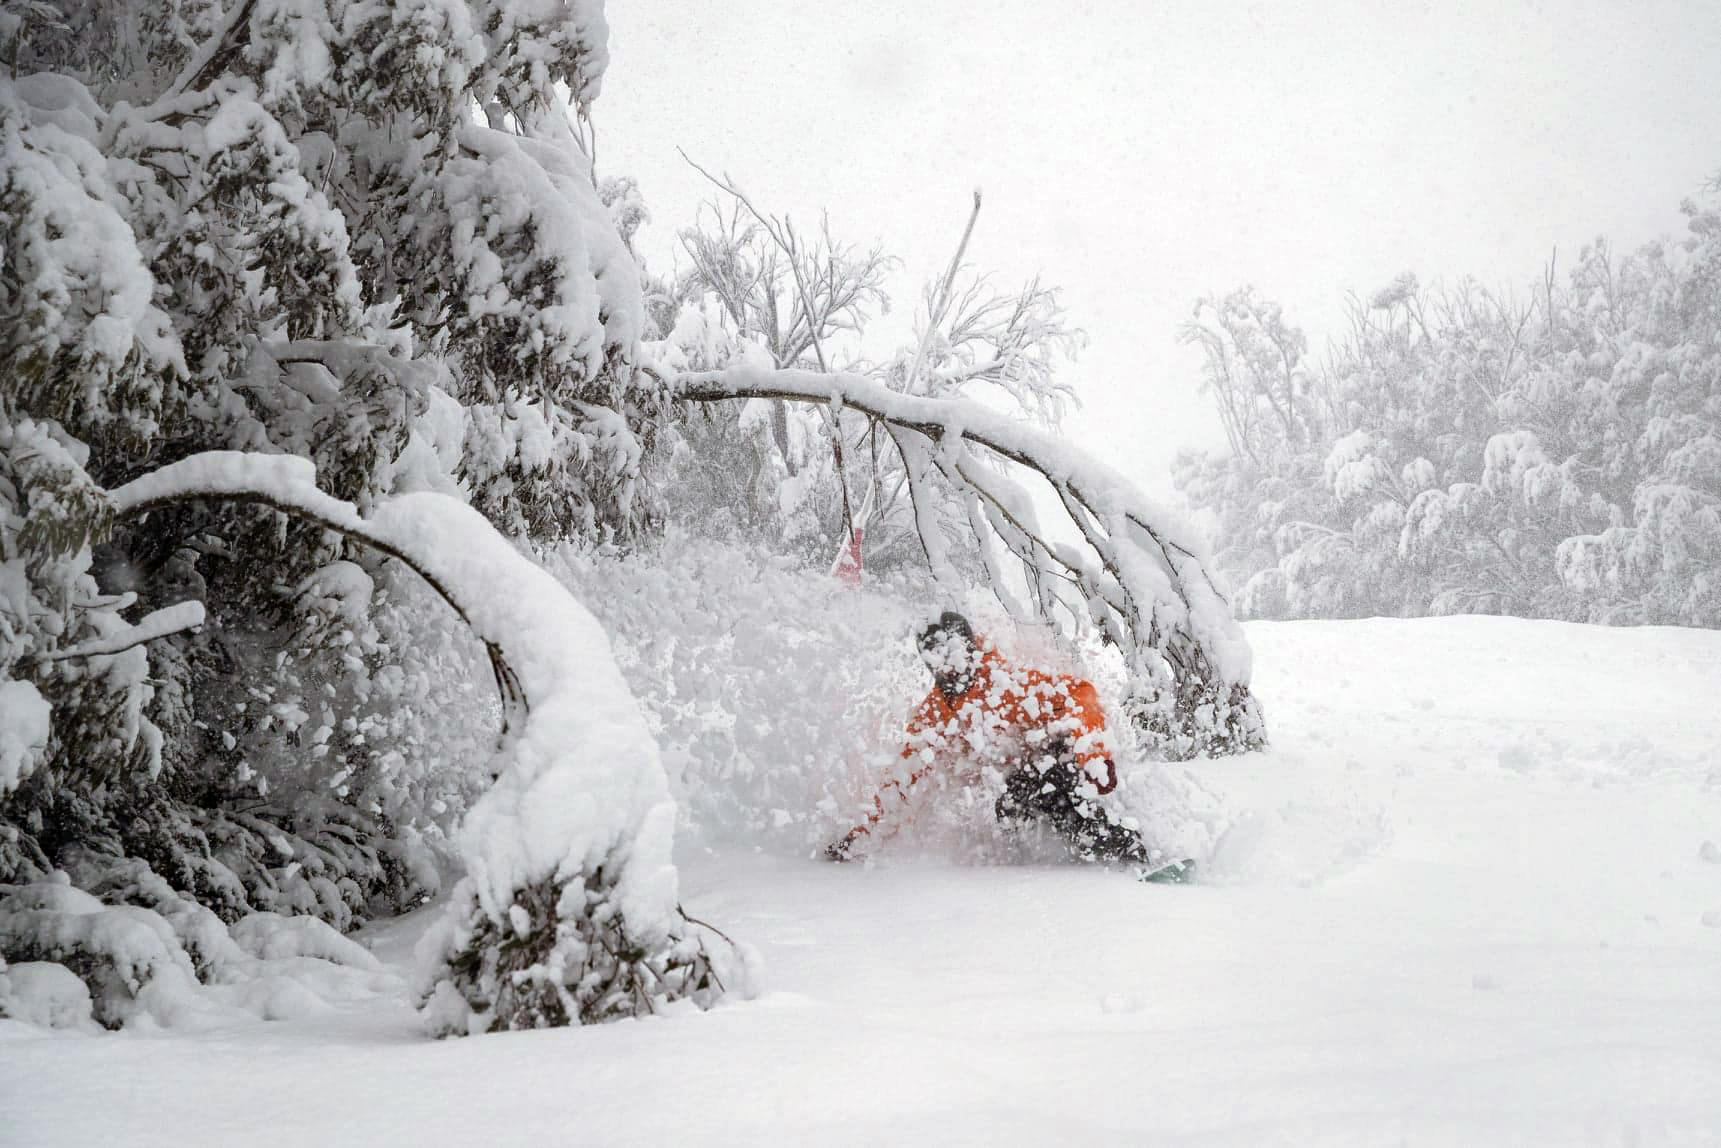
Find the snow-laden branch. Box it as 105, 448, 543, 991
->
670, 365, 1265, 758
42, 602, 206, 661
155, 0, 258, 105
112, 453, 527, 731
106, 452, 626, 907
109, 451, 739, 1031
261, 339, 444, 389
674, 367, 1238, 658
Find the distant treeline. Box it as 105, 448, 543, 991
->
1177, 182, 1721, 627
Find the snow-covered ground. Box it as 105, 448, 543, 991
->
6, 617, 1720, 1145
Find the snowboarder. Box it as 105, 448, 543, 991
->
827, 612, 1177, 874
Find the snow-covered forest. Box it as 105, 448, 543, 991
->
1177, 205, 1721, 625
3, 1, 1720, 1142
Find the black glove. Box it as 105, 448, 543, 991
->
1042, 736, 1075, 764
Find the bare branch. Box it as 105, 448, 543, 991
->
905, 190, 983, 392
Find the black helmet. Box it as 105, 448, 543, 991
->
916, 610, 974, 650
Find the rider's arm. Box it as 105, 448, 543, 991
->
832, 695, 943, 854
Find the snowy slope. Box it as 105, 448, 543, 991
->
5, 617, 1720, 1145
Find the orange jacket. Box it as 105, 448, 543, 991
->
848, 642, 1115, 842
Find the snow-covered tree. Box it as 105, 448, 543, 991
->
1179, 286, 1319, 469
101, 452, 737, 1033
2, 0, 660, 990
1180, 180, 1721, 628
658, 185, 1084, 578
650, 185, 1251, 757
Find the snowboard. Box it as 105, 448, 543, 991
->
1136, 857, 1196, 885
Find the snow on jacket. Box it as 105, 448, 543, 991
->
847, 641, 1115, 842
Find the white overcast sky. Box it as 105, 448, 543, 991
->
596, 0, 1721, 497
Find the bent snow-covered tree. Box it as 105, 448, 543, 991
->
1, 0, 679, 1020
105, 452, 737, 1034
671, 368, 1265, 760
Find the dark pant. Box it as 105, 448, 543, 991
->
994, 760, 1152, 864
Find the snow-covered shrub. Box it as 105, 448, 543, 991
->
0, 877, 203, 1028
419, 868, 727, 1032
0, 958, 99, 1032
0, 868, 406, 1033
229, 911, 380, 970
69, 854, 251, 980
